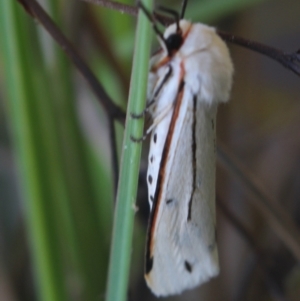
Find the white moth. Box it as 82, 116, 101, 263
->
144, 19, 233, 297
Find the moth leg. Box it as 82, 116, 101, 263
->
130, 65, 173, 119
130, 101, 154, 119
130, 134, 147, 143
145, 102, 174, 135
130, 102, 174, 143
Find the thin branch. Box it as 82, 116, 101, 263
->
17, 0, 125, 122
217, 142, 300, 262
83, 0, 300, 77
17, 0, 35, 16
218, 31, 300, 76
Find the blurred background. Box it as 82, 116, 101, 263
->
0, 0, 300, 300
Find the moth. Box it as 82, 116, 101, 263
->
139, 1, 234, 297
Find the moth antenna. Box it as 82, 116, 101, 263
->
180, 0, 188, 19
157, 6, 181, 33
154, 13, 169, 27
138, 1, 166, 47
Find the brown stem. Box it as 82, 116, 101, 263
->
17, 0, 126, 122
218, 31, 300, 77
82, 0, 300, 77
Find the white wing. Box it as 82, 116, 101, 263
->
145, 78, 218, 296
147, 60, 182, 210
144, 21, 233, 297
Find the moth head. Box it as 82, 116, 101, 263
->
163, 20, 192, 56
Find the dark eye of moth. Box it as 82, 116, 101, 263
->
165, 33, 183, 53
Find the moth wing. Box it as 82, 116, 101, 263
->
145, 85, 218, 297
147, 50, 169, 107
147, 62, 182, 209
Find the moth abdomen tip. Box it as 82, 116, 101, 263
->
145, 256, 154, 274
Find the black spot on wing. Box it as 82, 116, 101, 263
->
148, 175, 153, 184
150, 155, 154, 163
166, 199, 173, 204
150, 195, 154, 202
184, 261, 193, 273
153, 133, 157, 143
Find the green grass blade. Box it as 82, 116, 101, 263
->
105, 1, 153, 300
0, 1, 67, 300
32, 0, 113, 297
1, 0, 113, 299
